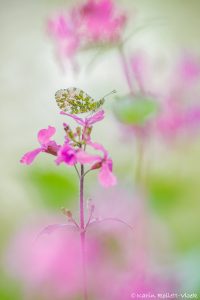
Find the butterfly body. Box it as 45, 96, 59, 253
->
55, 87, 105, 115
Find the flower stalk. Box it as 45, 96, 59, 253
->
79, 164, 88, 300
21, 109, 117, 300
118, 45, 134, 95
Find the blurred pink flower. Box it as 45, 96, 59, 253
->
127, 51, 200, 140
77, 141, 117, 187
86, 188, 177, 300
177, 54, 200, 83
5, 188, 178, 300
156, 54, 200, 139
47, 0, 127, 68
79, 0, 127, 43
5, 224, 100, 299
20, 126, 60, 165
47, 12, 80, 66
157, 102, 200, 138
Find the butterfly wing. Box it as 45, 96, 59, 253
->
55, 87, 96, 114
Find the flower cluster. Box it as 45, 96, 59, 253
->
20, 110, 117, 188
47, 0, 127, 67
156, 54, 200, 138
118, 52, 200, 140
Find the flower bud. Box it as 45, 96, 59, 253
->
61, 207, 72, 219
67, 131, 75, 140
83, 126, 92, 141
91, 161, 102, 170
76, 126, 82, 137
63, 123, 70, 133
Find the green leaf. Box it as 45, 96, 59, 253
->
147, 174, 183, 213
114, 94, 159, 125
0, 273, 21, 300
27, 168, 78, 209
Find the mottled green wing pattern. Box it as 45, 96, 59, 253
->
55, 87, 104, 114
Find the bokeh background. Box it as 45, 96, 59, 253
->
1, 0, 200, 299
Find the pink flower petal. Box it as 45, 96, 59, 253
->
98, 162, 117, 187
20, 148, 43, 165
86, 110, 105, 126
55, 143, 77, 166
88, 141, 108, 158
38, 126, 56, 146
60, 110, 104, 127
76, 150, 100, 164
60, 111, 85, 126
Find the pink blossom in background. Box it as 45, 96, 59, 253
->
47, 12, 81, 69
4, 212, 132, 299
176, 54, 200, 84
5, 224, 98, 299
79, 0, 127, 44
126, 51, 200, 140
86, 188, 178, 300
156, 54, 200, 139
5, 187, 178, 299
157, 103, 200, 138
20, 126, 60, 165
47, 0, 127, 68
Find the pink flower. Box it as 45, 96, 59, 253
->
157, 103, 200, 138
60, 109, 105, 127
20, 126, 59, 165
124, 51, 200, 140
177, 54, 200, 83
47, 12, 80, 59
47, 0, 127, 67
79, 0, 127, 43
55, 142, 77, 166
5, 223, 100, 298
77, 141, 117, 187
156, 54, 200, 139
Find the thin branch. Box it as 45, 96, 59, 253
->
87, 217, 134, 231
118, 45, 135, 95
83, 168, 92, 178
68, 218, 80, 230
85, 205, 95, 229
74, 164, 80, 179
35, 223, 78, 243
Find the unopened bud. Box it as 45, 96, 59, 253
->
76, 126, 81, 137
63, 123, 70, 132
91, 162, 102, 170
85, 127, 92, 136
87, 198, 95, 212
67, 131, 75, 140
61, 207, 72, 219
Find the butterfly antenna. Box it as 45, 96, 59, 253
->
103, 90, 117, 99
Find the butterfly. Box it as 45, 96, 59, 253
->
55, 87, 116, 115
